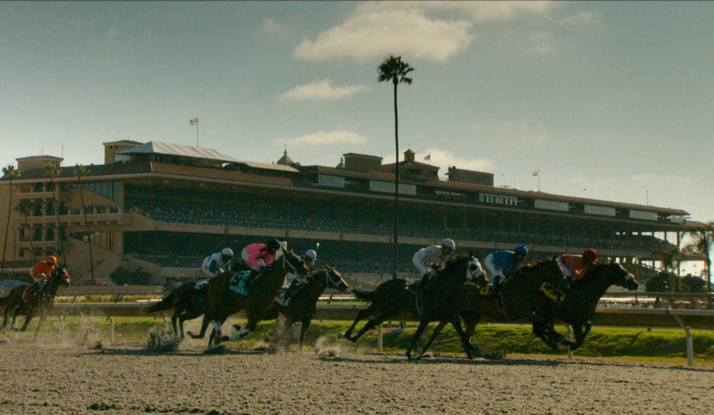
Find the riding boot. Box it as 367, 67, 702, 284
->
417, 273, 430, 294
490, 275, 502, 297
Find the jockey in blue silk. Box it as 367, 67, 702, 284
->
484, 245, 528, 296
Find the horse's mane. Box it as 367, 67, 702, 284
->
517, 259, 547, 273
442, 254, 470, 272
581, 262, 611, 281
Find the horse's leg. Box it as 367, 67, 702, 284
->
178, 311, 202, 340
187, 315, 211, 339
299, 319, 311, 351
406, 320, 430, 361
582, 321, 592, 337
17, 313, 33, 332
420, 320, 448, 357
340, 307, 374, 341
2, 304, 11, 330
460, 311, 483, 357
348, 315, 385, 344
449, 316, 475, 359
570, 323, 586, 351
11, 308, 24, 331
33, 314, 48, 342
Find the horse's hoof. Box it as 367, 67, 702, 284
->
337, 333, 346, 340
221, 335, 230, 342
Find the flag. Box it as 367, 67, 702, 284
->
424, 154, 431, 161
532, 171, 539, 177
189, 118, 198, 126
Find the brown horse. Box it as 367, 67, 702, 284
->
0, 266, 72, 341
187, 248, 308, 347
340, 254, 486, 360
268, 265, 349, 349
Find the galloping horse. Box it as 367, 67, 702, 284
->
188, 248, 308, 347
268, 265, 349, 349
415, 258, 563, 357
146, 261, 248, 339
0, 266, 71, 341
541, 261, 639, 350
340, 254, 485, 359
145, 282, 209, 339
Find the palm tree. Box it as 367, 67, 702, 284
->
1, 164, 20, 276
74, 164, 95, 281
683, 221, 714, 306
43, 162, 65, 264
14, 199, 35, 262
378, 54, 414, 279
651, 246, 684, 292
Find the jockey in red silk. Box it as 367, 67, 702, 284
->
557, 249, 599, 286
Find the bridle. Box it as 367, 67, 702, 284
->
467, 258, 484, 281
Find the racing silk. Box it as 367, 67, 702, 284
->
412, 245, 448, 276
201, 252, 230, 278
30, 261, 56, 283
241, 243, 275, 271
557, 254, 589, 280
484, 250, 521, 278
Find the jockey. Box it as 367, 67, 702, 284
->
413, 239, 456, 292
195, 248, 233, 290
201, 248, 234, 279
241, 238, 282, 271
276, 249, 317, 306
557, 248, 598, 286
484, 245, 528, 296
30, 256, 58, 288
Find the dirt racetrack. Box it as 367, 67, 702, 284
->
1, 339, 712, 414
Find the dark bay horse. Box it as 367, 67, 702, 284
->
268, 265, 349, 349
1, 266, 72, 341
543, 261, 639, 350
145, 282, 209, 339
340, 254, 485, 359
417, 258, 564, 356
188, 249, 308, 347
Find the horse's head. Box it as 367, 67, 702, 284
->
601, 261, 639, 291
323, 265, 349, 292
278, 249, 309, 277
52, 266, 72, 287
466, 255, 484, 282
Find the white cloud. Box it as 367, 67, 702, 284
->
419, 1, 556, 22
279, 80, 372, 102
272, 130, 367, 147
293, 4, 474, 62
262, 18, 289, 36
529, 32, 558, 55
551, 11, 596, 26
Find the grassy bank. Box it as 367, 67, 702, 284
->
4, 317, 713, 364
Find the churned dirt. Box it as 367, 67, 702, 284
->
0, 339, 712, 414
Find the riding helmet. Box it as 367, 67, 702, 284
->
583, 248, 598, 261
442, 239, 456, 251
514, 245, 528, 256
47, 255, 58, 265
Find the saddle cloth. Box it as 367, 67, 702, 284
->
21, 285, 33, 303
228, 271, 251, 296
539, 282, 567, 303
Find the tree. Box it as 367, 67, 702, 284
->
650, 247, 684, 293
1, 164, 20, 276
378, 54, 414, 279
683, 221, 714, 304
14, 199, 34, 262
43, 162, 65, 264
74, 164, 95, 282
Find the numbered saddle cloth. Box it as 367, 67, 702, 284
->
229, 271, 251, 296
540, 282, 567, 303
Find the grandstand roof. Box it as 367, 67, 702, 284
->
117, 141, 242, 164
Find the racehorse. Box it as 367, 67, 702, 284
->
0, 266, 71, 341
339, 254, 485, 359
146, 261, 250, 339
267, 265, 349, 349
145, 282, 209, 339
539, 261, 639, 350
188, 248, 308, 347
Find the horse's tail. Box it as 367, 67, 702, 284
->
145, 289, 181, 314
352, 288, 375, 302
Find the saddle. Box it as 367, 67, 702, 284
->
20, 285, 33, 303
228, 271, 252, 296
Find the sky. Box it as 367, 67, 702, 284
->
1, 1, 713, 224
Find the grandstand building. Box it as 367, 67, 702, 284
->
0, 140, 698, 283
